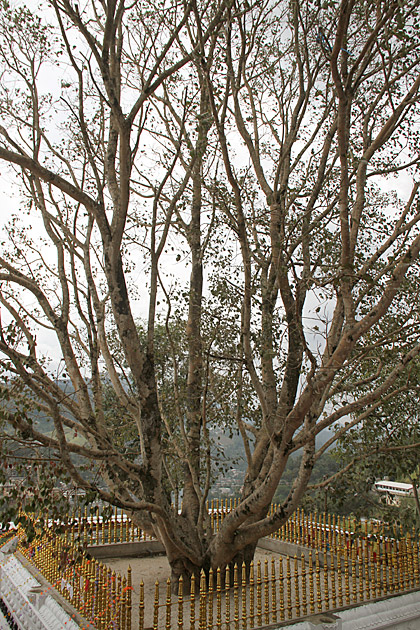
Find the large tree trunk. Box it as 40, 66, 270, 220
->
162, 499, 272, 591
167, 539, 260, 592
168, 555, 210, 593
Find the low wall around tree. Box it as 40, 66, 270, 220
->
0, 536, 91, 630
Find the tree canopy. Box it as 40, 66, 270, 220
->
1, 0, 420, 581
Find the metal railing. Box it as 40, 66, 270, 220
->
12, 503, 420, 630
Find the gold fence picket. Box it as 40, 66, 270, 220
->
178, 577, 184, 630
274, 558, 281, 622
271, 557, 277, 624
294, 555, 300, 618
242, 563, 247, 630
166, 577, 172, 630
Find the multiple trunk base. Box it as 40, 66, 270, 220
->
168, 541, 259, 593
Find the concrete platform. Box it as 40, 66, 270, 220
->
263, 591, 420, 629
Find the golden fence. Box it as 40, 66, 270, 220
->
13, 503, 420, 630
142, 538, 420, 630
18, 530, 132, 629
49, 501, 405, 550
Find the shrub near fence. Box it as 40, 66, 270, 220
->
14, 503, 420, 630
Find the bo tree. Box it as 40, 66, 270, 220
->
1, 0, 420, 583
